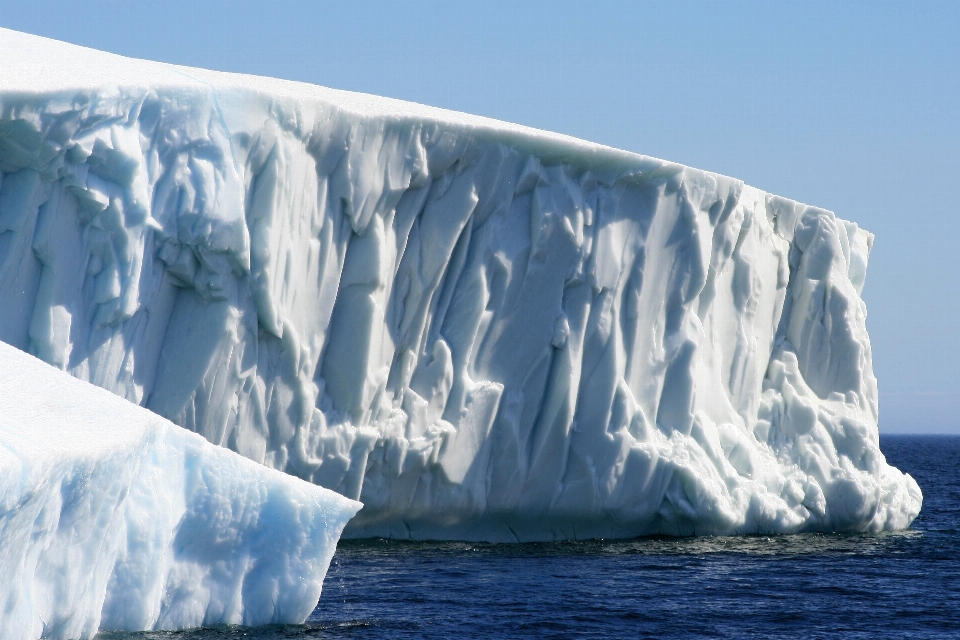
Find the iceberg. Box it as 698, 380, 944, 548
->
0, 341, 361, 639
0, 29, 921, 542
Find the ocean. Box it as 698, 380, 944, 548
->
97, 435, 959, 639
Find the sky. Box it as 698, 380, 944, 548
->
1, 0, 957, 433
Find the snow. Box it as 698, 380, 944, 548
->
0, 341, 361, 639
0, 28, 921, 542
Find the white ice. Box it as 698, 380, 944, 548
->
0, 29, 921, 542
0, 341, 361, 640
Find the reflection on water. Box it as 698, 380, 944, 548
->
334, 527, 925, 559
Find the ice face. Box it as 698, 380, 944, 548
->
0, 29, 921, 542
0, 342, 361, 640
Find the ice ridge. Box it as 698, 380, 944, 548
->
0, 29, 921, 541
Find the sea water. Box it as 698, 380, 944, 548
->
97, 435, 958, 639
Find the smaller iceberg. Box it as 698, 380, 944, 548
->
0, 342, 361, 640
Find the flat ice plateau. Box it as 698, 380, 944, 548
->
0, 341, 361, 639
0, 29, 921, 542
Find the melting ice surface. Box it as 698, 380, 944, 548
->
0, 29, 921, 543
0, 342, 361, 640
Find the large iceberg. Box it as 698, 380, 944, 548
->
0, 29, 920, 541
0, 341, 361, 639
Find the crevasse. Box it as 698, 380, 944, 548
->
0, 29, 921, 542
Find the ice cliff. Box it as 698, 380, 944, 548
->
0, 29, 921, 541
0, 341, 361, 639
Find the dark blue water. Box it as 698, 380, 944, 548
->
98, 435, 960, 639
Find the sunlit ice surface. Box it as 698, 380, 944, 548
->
0, 342, 361, 639
0, 28, 919, 546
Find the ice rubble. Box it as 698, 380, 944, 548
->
0, 29, 921, 541
0, 341, 361, 640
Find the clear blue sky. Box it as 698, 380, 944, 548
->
2, 0, 957, 433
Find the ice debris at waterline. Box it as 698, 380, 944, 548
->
0, 342, 362, 640
0, 29, 921, 542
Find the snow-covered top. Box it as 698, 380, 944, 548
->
0, 26, 917, 545
0, 28, 653, 170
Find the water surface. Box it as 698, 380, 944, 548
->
98, 435, 960, 639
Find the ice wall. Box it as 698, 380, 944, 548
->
0, 341, 361, 639
0, 29, 921, 541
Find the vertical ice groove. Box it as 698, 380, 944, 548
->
0, 29, 921, 544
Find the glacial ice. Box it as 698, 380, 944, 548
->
0, 341, 361, 639
0, 29, 921, 542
